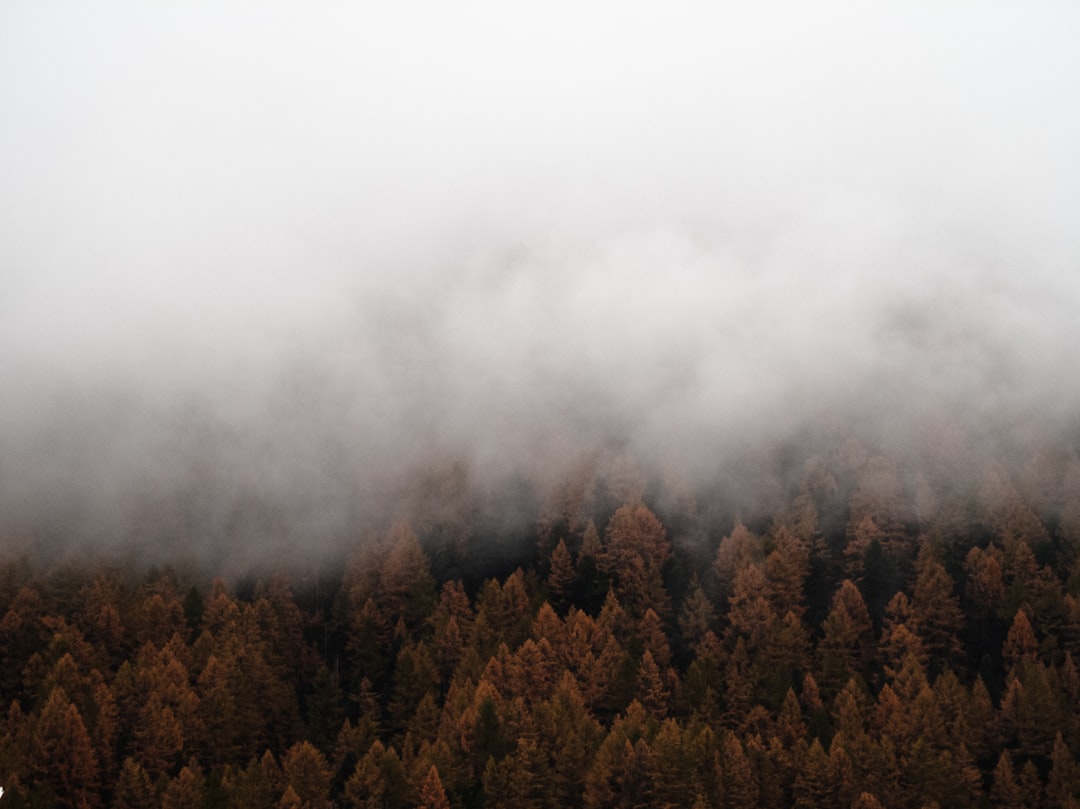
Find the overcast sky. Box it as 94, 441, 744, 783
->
2, 1, 1079, 558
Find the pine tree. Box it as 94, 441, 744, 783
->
379, 521, 437, 632
417, 764, 451, 809
1003, 608, 1038, 670
714, 521, 761, 599
677, 575, 715, 653
30, 687, 99, 809
533, 673, 603, 808
817, 581, 873, 698
718, 734, 757, 809
989, 752, 1024, 809
910, 553, 965, 669
1048, 731, 1080, 807
281, 740, 332, 809
161, 760, 206, 809
792, 737, 833, 808
481, 735, 552, 809
113, 757, 155, 809
547, 539, 576, 612
278, 785, 304, 809
343, 741, 407, 809
637, 650, 669, 718
600, 503, 672, 620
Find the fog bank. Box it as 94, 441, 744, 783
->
2, 1, 1079, 563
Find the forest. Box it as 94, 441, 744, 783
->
2, 435, 1080, 809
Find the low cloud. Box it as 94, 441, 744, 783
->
2, 1, 1079, 564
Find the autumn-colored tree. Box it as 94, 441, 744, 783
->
30, 687, 99, 809
600, 503, 671, 619
1017, 758, 1044, 808
196, 652, 244, 766
714, 521, 761, 600
758, 611, 812, 707
379, 521, 437, 632
161, 759, 206, 809
304, 662, 345, 751
473, 570, 535, 653
223, 754, 279, 809
1000, 661, 1060, 758
129, 642, 199, 776
532, 672, 602, 805
417, 764, 451, 809
637, 650, 669, 718
724, 564, 773, 654
480, 735, 552, 809
1003, 608, 1038, 670
280, 740, 332, 809
343, 740, 407, 809
547, 538, 576, 612
75, 571, 128, 671
131, 586, 187, 651
909, 550, 965, 669
388, 641, 439, 734
345, 597, 393, 693
279, 785, 304, 809
792, 737, 833, 809
817, 581, 873, 698
964, 545, 1005, 622
763, 525, 809, 618
113, 757, 155, 809
530, 602, 564, 655
677, 574, 715, 654
645, 719, 712, 809
843, 515, 886, 584
716, 732, 757, 809
502, 638, 555, 707
1048, 731, 1080, 807
583, 701, 653, 803
880, 592, 928, 681
989, 750, 1025, 809
573, 520, 607, 612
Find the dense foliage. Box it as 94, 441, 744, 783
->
2, 441, 1080, 808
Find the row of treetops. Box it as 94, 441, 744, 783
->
2, 440, 1080, 807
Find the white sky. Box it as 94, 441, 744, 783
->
2, 1, 1079, 549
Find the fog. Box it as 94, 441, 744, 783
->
2, 2, 1079, 565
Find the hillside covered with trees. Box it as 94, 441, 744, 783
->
2, 436, 1080, 809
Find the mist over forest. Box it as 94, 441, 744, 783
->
8, 6, 1080, 809
2, 1, 1080, 569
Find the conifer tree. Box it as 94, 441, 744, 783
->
600, 503, 671, 620
637, 650, 669, 718
113, 757, 155, 809
343, 741, 407, 809
161, 759, 206, 809
547, 539, 576, 612
677, 574, 715, 653
30, 687, 99, 809
910, 552, 965, 668
1003, 608, 1038, 670
281, 740, 332, 809
379, 521, 437, 632
417, 764, 451, 809
817, 581, 873, 698
989, 752, 1024, 809
1048, 731, 1080, 807
717, 733, 757, 809
790, 738, 829, 807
